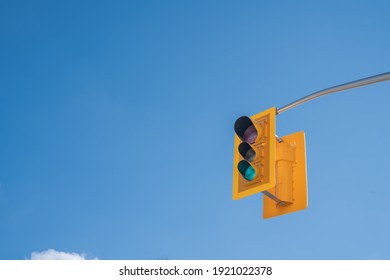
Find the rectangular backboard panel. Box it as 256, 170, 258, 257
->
263, 131, 308, 218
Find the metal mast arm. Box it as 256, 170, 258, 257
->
277, 71, 390, 114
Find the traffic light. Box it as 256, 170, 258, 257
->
232, 107, 277, 200
232, 107, 308, 219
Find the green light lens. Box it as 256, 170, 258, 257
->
238, 160, 256, 181
244, 165, 256, 181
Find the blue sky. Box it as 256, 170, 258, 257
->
1, 0, 390, 260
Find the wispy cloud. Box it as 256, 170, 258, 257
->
30, 249, 87, 260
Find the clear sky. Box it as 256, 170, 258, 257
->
1, 0, 390, 260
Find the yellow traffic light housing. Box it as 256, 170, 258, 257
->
232, 107, 277, 200
263, 131, 308, 218
232, 107, 308, 219
231, 72, 390, 219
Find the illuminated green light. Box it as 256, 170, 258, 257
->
238, 160, 256, 181
244, 165, 256, 181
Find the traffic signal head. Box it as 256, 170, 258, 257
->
232, 107, 308, 219
232, 107, 277, 200
235, 117, 259, 181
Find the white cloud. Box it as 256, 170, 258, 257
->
30, 249, 86, 260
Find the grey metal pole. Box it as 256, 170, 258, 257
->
277, 71, 390, 114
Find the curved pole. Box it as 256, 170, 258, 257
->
277, 71, 390, 114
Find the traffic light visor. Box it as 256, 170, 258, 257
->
238, 142, 256, 161
234, 116, 258, 144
